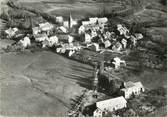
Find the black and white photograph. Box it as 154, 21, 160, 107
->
0, 0, 167, 117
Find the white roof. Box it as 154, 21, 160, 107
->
98, 17, 108, 23
134, 82, 144, 88
39, 22, 54, 31
82, 21, 91, 26
96, 96, 127, 111
104, 40, 111, 48
121, 81, 144, 92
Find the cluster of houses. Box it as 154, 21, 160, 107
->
92, 81, 145, 117
3, 14, 147, 117
4, 15, 143, 71
78, 17, 143, 53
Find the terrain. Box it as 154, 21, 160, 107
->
0, 0, 167, 117
0, 46, 93, 116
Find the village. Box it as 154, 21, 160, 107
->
2, 13, 150, 117
1, 1, 167, 117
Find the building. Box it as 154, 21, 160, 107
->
87, 43, 100, 52
5, 27, 18, 38
39, 22, 54, 32
104, 40, 111, 48
57, 34, 74, 43
121, 81, 145, 99
89, 17, 98, 24
112, 57, 126, 70
32, 27, 41, 35
42, 35, 59, 48
58, 26, 68, 33
84, 33, 92, 43
78, 25, 85, 34
19, 36, 31, 48
134, 33, 143, 40
56, 16, 64, 24
63, 13, 77, 28
34, 33, 48, 42
97, 17, 108, 26
93, 96, 127, 117
117, 24, 129, 38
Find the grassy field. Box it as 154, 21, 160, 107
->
0, 50, 93, 116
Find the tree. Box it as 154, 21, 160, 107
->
160, 0, 167, 5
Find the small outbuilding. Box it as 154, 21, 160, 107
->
121, 81, 145, 99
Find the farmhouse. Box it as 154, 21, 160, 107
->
93, 96, 127, 117
121, 81, 145, 99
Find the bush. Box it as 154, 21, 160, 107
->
160, 0, 167, 5
148, 87, 167, 97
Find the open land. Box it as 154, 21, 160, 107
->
0, 0, 167, 117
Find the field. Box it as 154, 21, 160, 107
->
0, 49, 94, 116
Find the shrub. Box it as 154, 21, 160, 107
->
160, 0, 167, 5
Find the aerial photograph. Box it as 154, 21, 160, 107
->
0, 0, 167, 117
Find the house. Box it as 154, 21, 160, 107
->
58, 26, 68, 33
85, 33, 92, 43
78, 25, 85, 34
87, 43, 100, 52
104, 40, 111, 48
121, 38, 127, 49
93, 96, 127, 117
57, 34, 74, 43
19, 36, 31, 48
97, 17, 108, 26
121, 81, 145, 99
112, 57, 126, 70
89, 17, 98, 24
56, 16, 63, 24
5, 27, 18, 38
42, 35, 58, 48
82, 21, 92, 26
34, 33, 48, 42
39, 22, 54, 32
112, 42, 123, 52
32, 27, 41, 35
134, 33, 143, 40
117, 24, 129, 37
68, 35, 74, 43
130, 35, 138, 47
